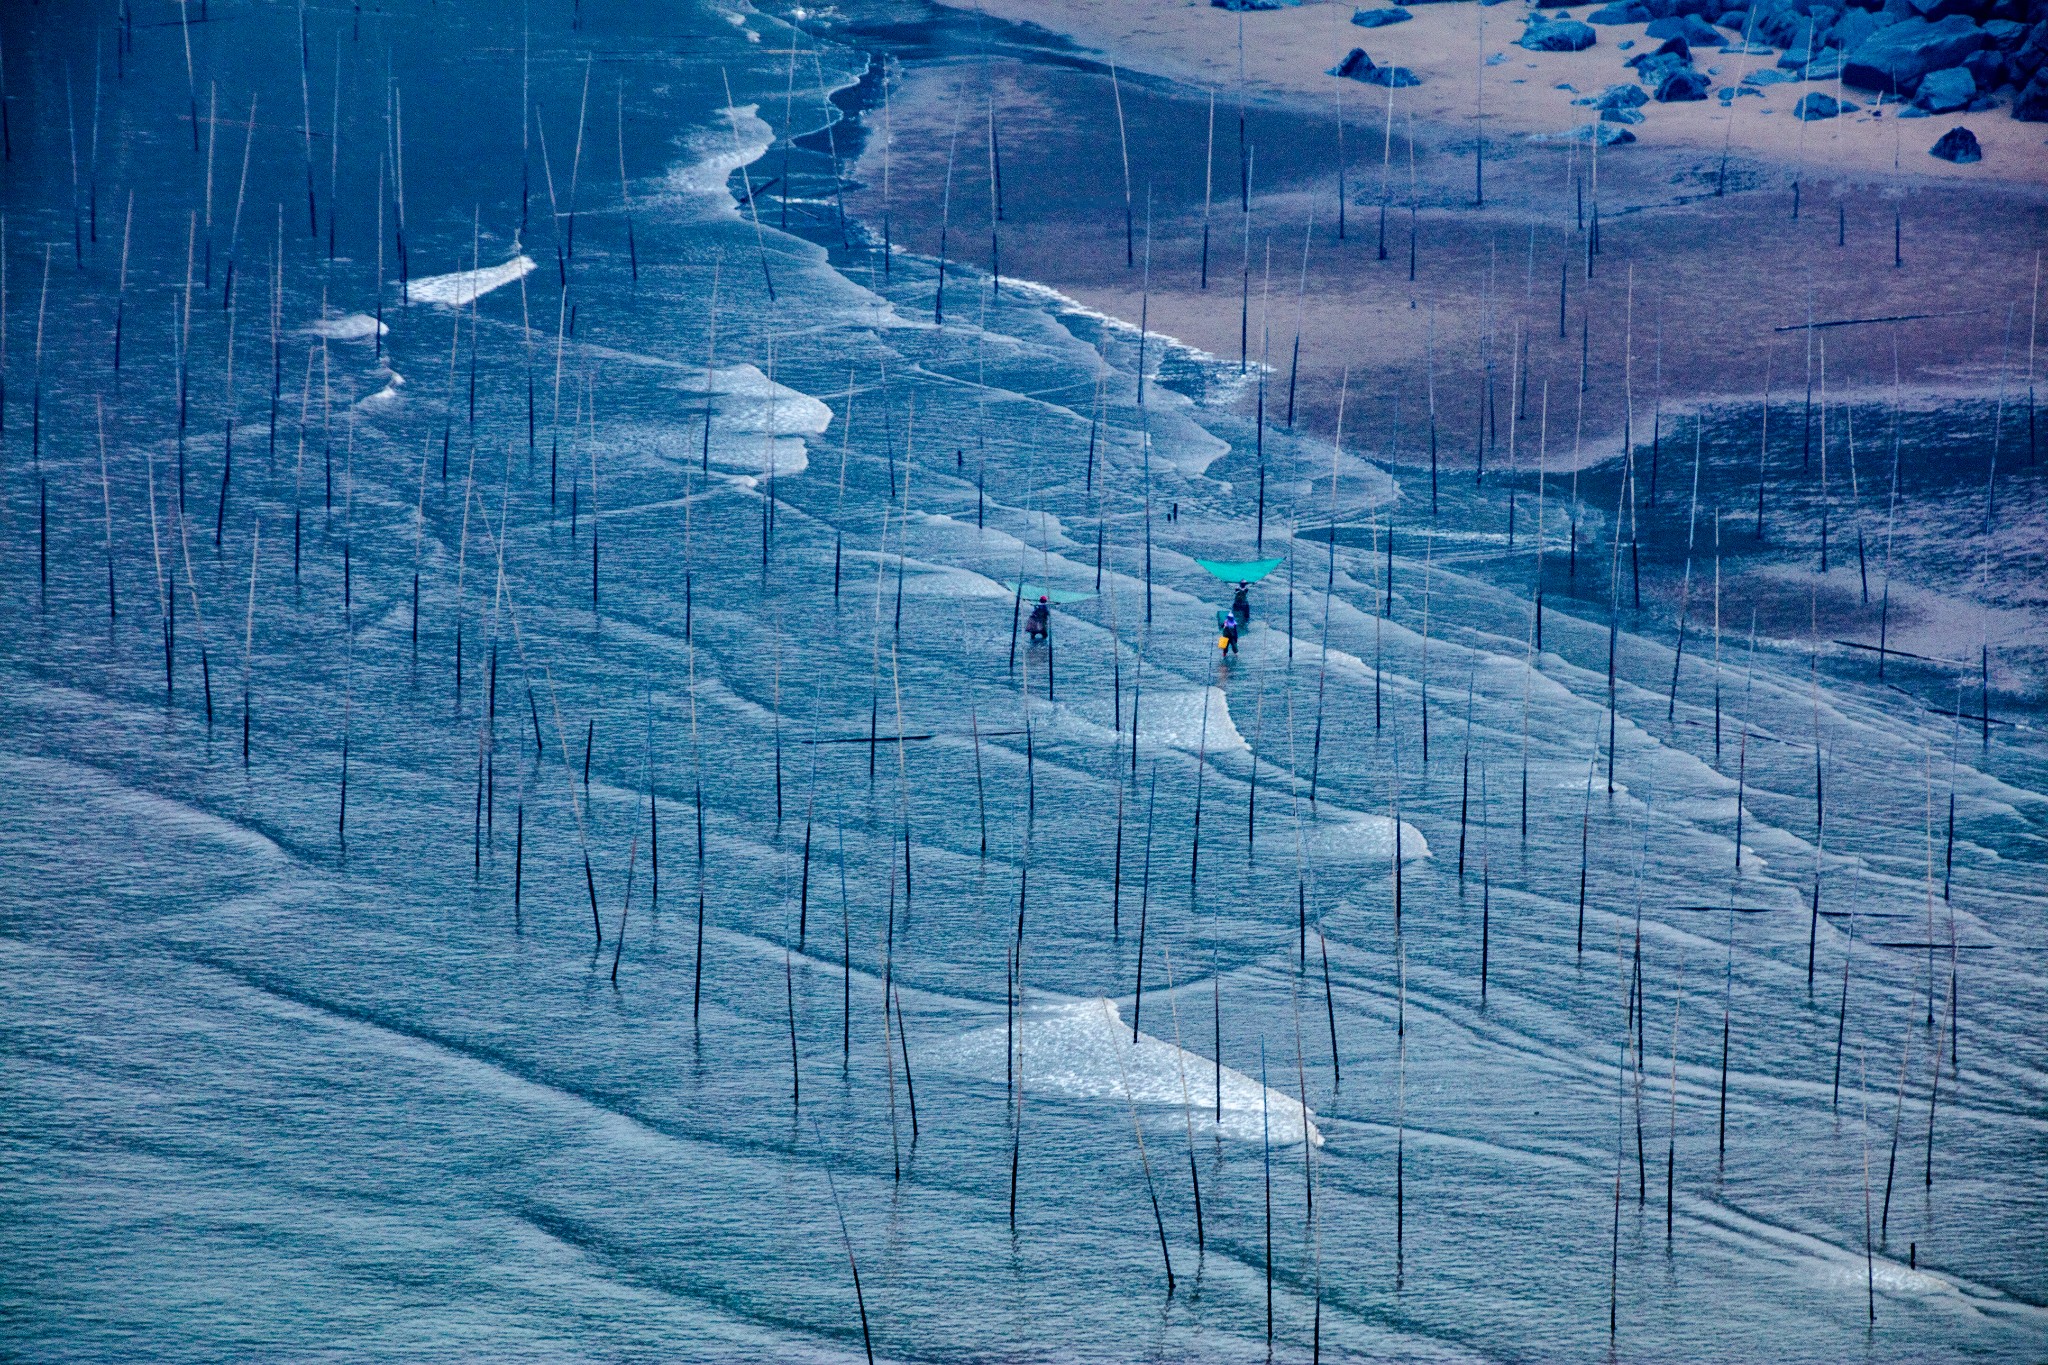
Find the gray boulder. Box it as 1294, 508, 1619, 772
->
1914, 61, 1978, 102
1521, 17, 1601, 47
1962, 47, 2007, 83
1982, 18, 2028, 48
1718, 9, 1752, 28
2012, 22, 2048, 85
1597, 80, 1655, 104
1752, 1, 1821, 47
1794, 89, 1861, 113
1929, 124, 1982, 158
2016, 66, 2048, 115
1633, 49, 1695, 80
1905, 0, 1985, 21
1843, 15, 1989, 94
1659, 65, 1716, 94
1353, 5, 1415, 24
1829, 8, 1889, 49
1648, 12, 1728, 41
1331, 48, 1426, 83
1591, 1, 1656, 19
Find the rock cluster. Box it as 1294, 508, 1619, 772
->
1324, 0, 2048, 158
1590, 0, 2045, 125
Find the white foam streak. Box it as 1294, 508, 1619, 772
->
947, 999, 1322, 1146
1137, 686, 1250, 754
666, 104, 774, 210
303, 312, 387, 341
408, 254, 537, 308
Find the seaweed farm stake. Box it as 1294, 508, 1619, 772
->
1664, 957, 1683, 1241
1200, 89, 1214, 288
1880, 1021, 1912, 1242
813, 1120, 877, 1365
1718, 896, 1735, 1165
1111, 62, 1134, 267
1103, 998, 1175, 1291
1479, 764, 1491, 1004
1161, 943, 1206, 1250
894, 989, 917, 1140
1133, 766, 1157, 1038
1262, 1040, 1274, 1335
241, 519, 259, 766
785, 946, 799, 1106
611, 835, 639, 984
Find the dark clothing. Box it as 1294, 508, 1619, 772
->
1232, 586, 1251, 627
1026, 603, 1050, 640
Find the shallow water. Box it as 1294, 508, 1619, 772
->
0, 1, 2042, 1361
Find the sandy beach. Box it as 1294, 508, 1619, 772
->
939, 0, 2048, 183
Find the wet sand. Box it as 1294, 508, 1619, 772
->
813, 0, 2046, 700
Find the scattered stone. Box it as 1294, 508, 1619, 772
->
1211, 0, 1288, 10
1929, 124, 1982, 158
1532, 122, 1639, 144
1716, 10, 1749, 30
1915, 64, 1976, 110
1576, 80, 1652, 106
1352, 6, 1415, 26
1331, 47, 1425, 84
1603, 105, 1649, 120
1658, 66, 1714, 97
1590, 1, 1654, 20
1521, 17, 1600, 49
1744, 66, 1800, 83
1630, 47, 1695, 84
1843, 15, 1990, 97
1794, 90, 1859, 117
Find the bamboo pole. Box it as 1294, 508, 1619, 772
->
813, 1119, 877, 1365
1133, 765, 1157, 1039
1101, 997, 1175, 1291
97, 399, 115, 619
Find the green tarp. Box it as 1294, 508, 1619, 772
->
1193, 556, 1286, 584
